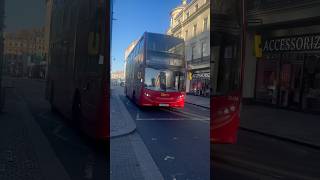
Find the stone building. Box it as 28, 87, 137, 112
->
3, 28, 46, 77
167, 0, 210, 96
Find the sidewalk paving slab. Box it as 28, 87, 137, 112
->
185, 95, 210, 108
110, 86, 164, 180
0, 86, 70, 180
241, 105, 320, 149
110, 88, 136, 138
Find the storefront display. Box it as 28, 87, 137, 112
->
255, 32, 320, 112
190, 70, 210, 97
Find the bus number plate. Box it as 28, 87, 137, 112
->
159, 104, 169, 107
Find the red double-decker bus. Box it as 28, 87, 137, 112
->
211, 0, 246, 143
125, 32, 186, 108
46, 0, 110, 139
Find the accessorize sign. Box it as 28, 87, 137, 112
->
192, 72, 210, 79
263, 34, 320, 52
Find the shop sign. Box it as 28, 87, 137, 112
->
192, 72, 210, 79
262, 34, 320, 52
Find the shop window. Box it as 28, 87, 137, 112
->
303, 54, 320, 111
191, 45, 196, 60
255, 58, 278, 104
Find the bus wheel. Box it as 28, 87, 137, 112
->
72, 91, 82, 128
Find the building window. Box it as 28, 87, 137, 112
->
176, 32, 181, 38
203, 17, 208, 31
193, 24, 197, 36
185, 30, 188, 40
195, 4, 199, 11
191, 45, 196, 60
201, 42, 205, 58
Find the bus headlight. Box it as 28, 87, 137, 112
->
144, 92, 151, 97
177, 94, 184, 99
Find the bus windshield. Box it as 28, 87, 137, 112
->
147, 33, 184, 55
144, 67, 185, 92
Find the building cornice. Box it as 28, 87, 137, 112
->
168, 1, 209, 34
182, 1, 209, 27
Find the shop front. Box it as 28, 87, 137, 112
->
255, 32, 320, 112
189, 70, 210, 97
186, 54, 210, 97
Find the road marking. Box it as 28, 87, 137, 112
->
171, 173, 184, 180
164, 108, 210, 120
136, 112, 210, 122
164, 156, 175, 161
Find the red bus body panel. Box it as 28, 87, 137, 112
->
139, 88, 185, 108
211, 91, 241, 144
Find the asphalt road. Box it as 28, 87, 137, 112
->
117, 86, 210, 180
7, 78, 320, 180
6, 78, 109, 180
212, 128, 320, 180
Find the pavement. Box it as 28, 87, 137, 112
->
110, 86, 164, 180
185, 94, 210, 108
110, 87, 136, 138
0, 79, 70, 180
240, 104, 320, 149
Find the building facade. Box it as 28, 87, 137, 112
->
167, 0, 210, 96
3, 28, 46, 77
111, 70, 125, 80
244, 0, 320, 113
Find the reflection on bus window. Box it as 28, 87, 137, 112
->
147, 33, 184, 55
144, 68, 185, 92
212, 32, 241, 96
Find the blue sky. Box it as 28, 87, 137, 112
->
111, 0, 182, 72
4, 0, 45, 32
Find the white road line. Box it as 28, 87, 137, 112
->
136, 112, 209, 122
163, 108, 210, 120
136, 118, 209, 121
